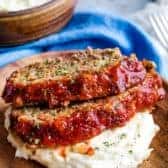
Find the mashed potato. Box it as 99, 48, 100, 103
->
0, 0, 51, 11
5, 108, 159, 168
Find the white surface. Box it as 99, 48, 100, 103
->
76, 0, 150, 16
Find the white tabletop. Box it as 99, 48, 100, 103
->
76, 0, 151, 16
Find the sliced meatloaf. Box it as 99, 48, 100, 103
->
7, 73, 165, 148
2, 48, 148, 108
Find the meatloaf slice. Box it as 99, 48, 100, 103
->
7, 73, 165, 148
2, 48, 147, 108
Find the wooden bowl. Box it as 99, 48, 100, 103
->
0, 0, 77, 46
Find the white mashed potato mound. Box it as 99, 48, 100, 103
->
5, 109, 159, 168
0, 0, 51, 11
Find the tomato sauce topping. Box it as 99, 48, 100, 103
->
10, 74, 165, 147
3, 58, 146, 108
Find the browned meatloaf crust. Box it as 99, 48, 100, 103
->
8, 73, 165, 148
2, 48, 148, 108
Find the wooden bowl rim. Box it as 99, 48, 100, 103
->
0, 0, 64, 17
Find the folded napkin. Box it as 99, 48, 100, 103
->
0, 12, 167, 79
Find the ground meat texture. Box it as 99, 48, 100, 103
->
9, 73, 165, 148
2, 48, 148, 108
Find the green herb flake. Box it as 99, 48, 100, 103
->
128, 150, 133, 154
95, 147, 100, 150
103, 141, 115, 147
120, 133, 127, 140
55, 67, 68, 76
44, 59, 49, 65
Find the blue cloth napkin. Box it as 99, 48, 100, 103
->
0, 12, 167, 78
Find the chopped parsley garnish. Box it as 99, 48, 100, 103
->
55, 68, 68, 76
120, 133, 127, 139
103, 141, 115, 147
44, 59, 49, 65
95, 147, 100, 150
128, 150, 133, 154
